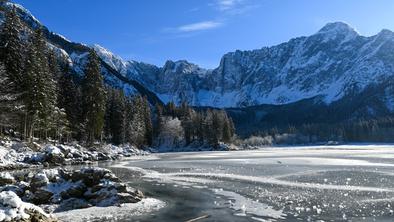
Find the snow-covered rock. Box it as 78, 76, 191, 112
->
0, 167, 145, 217
0, 191, 55, 222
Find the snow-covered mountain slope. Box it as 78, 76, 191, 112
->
93, 22, 394, 110
1, 1, 394, 114
0, 2, 162, 105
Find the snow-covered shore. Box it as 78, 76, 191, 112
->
0, 138, 155, 222
0, 138, 149, 171
0, 167, 160, 222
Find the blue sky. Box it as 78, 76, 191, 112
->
12, 0, 394, 68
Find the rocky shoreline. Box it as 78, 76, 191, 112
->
0, 139, 150, 222
0, 167, 145, 221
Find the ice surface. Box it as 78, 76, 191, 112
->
212, 188, 286, 220
112, 144, 394, 221
54, 198, 165, 222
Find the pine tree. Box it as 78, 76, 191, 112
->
24, 28, 57, 140
106, 89, 126, 145
81, 49, 106, 145
129, 96, 145, 147
166, 101, 177, 117
222, 111, 235, 143
203, 109, 217, 146
153, 103, 164, 138
51, 107, 72, 143
58, 65, 82, 139
0, 6, 25, 90
142, 96, 153, 146
0, 62, 16, 134
0, 7, 26, 136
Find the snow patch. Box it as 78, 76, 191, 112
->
54, 198, 165, 222
0, 191, 51, 221
213, 188, 286, 220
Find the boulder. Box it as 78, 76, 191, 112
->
55, 198, 91, 212
32, 188, 53, 205
88, 189, 114, 206
30, 172, 49, 191
44, 146, 65, 165
1, 184, 25, 196
117, 192, 142, 204
71, 167, 112, 187
60, 182, 86, 199
23, 209, 58, 222
58, 169, 72, 181
0, 172, 15, 186
0, 191, 57, 222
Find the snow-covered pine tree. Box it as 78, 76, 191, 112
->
51, 107, 72, 143
0, 6, 25, 91
203, 109, 217, 146
142, 96, 153, 146
106, 89, 126, 145
24, 28, 57, 140
127, 96, 145, 147
0, 62, 15, 134
153, 103, 164, 138
81, 49, 106, 145
222, 110, 234, 143
58, 64, 82, 139
0, 6, 26, 135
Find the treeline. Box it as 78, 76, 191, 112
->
0, 8, 63, 141
0, 7, 236, 148
154, 102, 235, 148
250, 117, 394, 145
0, 7, 154, 147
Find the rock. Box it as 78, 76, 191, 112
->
71, 167, 112, 187
1, 184, 25, 196
103, 173, 121, 182
0, 191, 57, 222
55, 198, 91, 212
0, 172, 15, 186
117, 192, 142, 204
114, 183, 127, 193
0, 167, 143, 217
133, 189, 144, 199
97, 152, 110, 161
60, 182, 86, 199
32, 188, 53, 205
58, 169, 72, 181
88, 190, 114, 206
24, 209, 58, 222
42, 169, 60, 183
44, 146, 65, 165
11, 142, 32, 152
31, 172, 49, 190
90, 184, 106, 193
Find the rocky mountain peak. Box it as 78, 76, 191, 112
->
317, 22, 358, 35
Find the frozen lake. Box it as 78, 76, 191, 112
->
105, 145, 394, 221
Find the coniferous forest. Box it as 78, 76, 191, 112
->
0, 7, 236, 148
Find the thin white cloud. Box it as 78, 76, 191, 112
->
216, 0, 243, 11
161, 0, 259, 37
176, 21, 223, 33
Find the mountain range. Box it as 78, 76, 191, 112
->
1, 1, 394, 135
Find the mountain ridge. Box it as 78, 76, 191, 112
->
1, 1, 394, 136
95, 21, 394, 109
0, 1, 163, 106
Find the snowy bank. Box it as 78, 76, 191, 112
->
0, 166, 153, 221
0, 139, 149, 170
55, 198, 165, 222
0, 191, 56, 222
